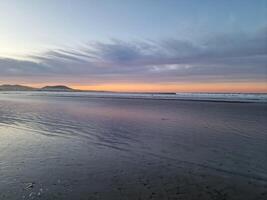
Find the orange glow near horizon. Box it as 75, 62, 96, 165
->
0, 82, 267, 93
73, 83, 267, 93
19, 82, 267, 93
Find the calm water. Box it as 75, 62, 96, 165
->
0, 92, 267, 199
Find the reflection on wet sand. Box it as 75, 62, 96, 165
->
0, 93, 267, 199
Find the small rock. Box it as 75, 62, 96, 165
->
25, 183, 34, 190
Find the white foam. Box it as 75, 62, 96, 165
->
0, 91, 267, 102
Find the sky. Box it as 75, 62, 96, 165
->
0, 0, 266, 92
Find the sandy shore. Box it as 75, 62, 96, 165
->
0, 93, 266, 199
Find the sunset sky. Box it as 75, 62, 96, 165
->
0, 0, 266, 92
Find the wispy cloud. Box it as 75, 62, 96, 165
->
1, 27, 266, 84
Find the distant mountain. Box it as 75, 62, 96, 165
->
0, 84, 77, 92
0, 84, 176, 94
40, 85, 75, 92
0, 84, 35, 91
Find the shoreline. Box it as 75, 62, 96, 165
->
1, 91, 267, 103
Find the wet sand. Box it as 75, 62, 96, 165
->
0, 93, 267, 199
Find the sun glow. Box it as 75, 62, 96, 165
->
71, 82, 267, 93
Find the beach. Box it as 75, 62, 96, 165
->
0, 92, 266, 200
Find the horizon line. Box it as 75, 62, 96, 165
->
1, 83, 267, 94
